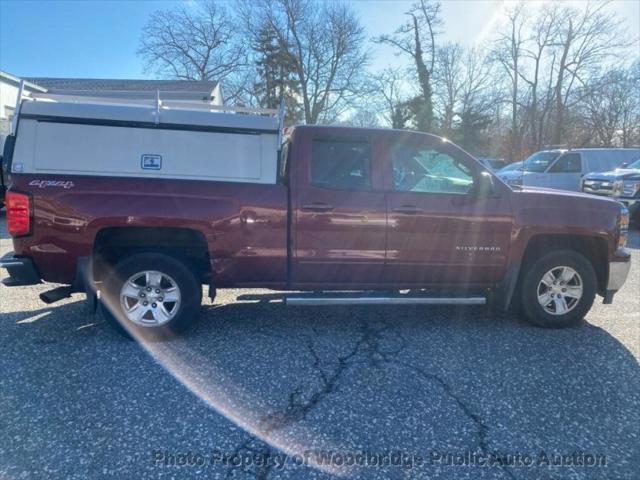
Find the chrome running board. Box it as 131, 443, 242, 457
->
285, 296, 486, 306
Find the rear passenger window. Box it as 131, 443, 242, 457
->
311, 138, 371, 190
549, 153, 581, 173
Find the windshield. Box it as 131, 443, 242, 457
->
522, 151, 562, 172
499, 162, 522, 173
626, 158, 640, 169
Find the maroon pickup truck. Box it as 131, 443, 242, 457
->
1, 115, 631, 339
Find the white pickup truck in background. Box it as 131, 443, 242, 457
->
498, 148, 640, 191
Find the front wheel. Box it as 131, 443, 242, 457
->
520, 250, 597, 328
100, 252, 202, 339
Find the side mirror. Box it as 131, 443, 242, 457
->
472, 171, 496, 197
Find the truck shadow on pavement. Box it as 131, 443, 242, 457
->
1, 291, 639, 480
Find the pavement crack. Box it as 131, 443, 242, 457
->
225, 319, 401, 478
354, 318, 407, 367
224, 320, 519, 480
259, 331, 362, 433
396, 360, 517, 480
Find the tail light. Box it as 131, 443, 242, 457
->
5, 191, 32, 237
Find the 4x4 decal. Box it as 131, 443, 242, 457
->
29, 180, 75, 189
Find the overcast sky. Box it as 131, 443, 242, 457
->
1, 0, 638, 79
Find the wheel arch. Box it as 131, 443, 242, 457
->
92, 226, 211, 284
520, 234, 607, 294
497, 233, 608, 311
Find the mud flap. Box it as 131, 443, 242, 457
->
602, 290, 615, 304
493, 262, 522, 312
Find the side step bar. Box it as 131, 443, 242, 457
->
285, 296, 486, 306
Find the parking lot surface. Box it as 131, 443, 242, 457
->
1, 212, 639, 480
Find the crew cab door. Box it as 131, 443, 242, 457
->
521, 171, 548, 188
383, 134, 512, 285
290, 129, 387, 285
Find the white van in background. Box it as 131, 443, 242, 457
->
498, 148, 640, 191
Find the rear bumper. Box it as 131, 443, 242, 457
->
0, 252, 41, 286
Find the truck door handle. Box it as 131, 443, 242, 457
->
392, 205, 422, 214
301, 203, 334, 212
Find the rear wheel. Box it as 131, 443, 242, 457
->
100, 252, 202, 339
520, 250, 596, 328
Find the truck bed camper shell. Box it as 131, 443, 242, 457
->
12, 91, 282, 184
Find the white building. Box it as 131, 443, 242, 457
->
0, 71, 47, 136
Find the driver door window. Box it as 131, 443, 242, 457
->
391, 144, 474, 194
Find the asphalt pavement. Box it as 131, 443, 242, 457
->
1, 211, 638, 480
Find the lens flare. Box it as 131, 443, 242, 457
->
99, 284, 351, 477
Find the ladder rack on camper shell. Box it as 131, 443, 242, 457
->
29, 91, 281, 116
12, 81, 286, 139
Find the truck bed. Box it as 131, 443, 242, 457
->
9, 174, 288, 286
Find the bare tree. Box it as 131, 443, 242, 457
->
375, 0, 442, 131
457, 48, 495, 151
433, 43, 493, 151
621, 61, 640, 147
491, 3, 528, 159
241, 0, 368, 124
579, 67, 640, 147
367, 67, 415, 129
220, 68, 263, 107
550, 1, 629, 144
433, 42, 463, 136
343, 108, 381, 128
137, 1, 245, 82
519, 4, 558, 150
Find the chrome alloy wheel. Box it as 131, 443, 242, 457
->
537, 266, 583, 316
119, 270, 181, 326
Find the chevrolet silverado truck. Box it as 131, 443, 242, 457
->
0, 93, 632, 339
582, 158, 640, 225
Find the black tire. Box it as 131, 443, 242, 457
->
100, 252, 202, 340
520, 250, 596, 328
